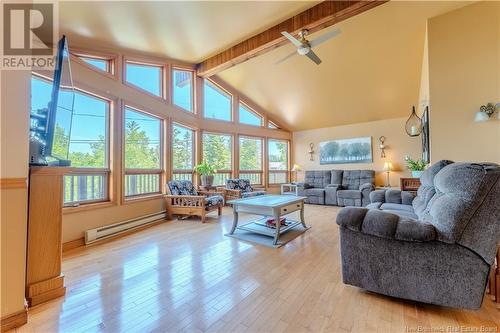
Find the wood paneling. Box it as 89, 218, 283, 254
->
197, 0, 388, 77
0, 178, 27, 189
10, 205, 500, 332
26, 167, 68, 307
1, 308, 27, 332
62, 238, 85, 252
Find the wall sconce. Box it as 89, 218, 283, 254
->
308, 143, 314, 161
405, 106, 422, 137
474, 103, 500, 122
379, 136, 386, 158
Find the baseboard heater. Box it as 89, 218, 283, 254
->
84, 211, 166, 244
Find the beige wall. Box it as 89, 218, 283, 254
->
293, 117, 422, 187
428, 1, 500, 163
0, 70, 30, 318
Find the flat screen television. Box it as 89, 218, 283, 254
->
29, 35, 75, 166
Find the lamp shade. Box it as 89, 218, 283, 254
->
383, 161, 392, 171
291, 164, 302, 172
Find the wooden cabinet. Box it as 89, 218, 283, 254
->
400, 177, 421, 195
26, 167, 69, 306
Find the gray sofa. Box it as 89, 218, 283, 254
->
297, 170, 375, 207
366, 160, 454, 217
297, 171, 331, 205
336, 161, 500, 309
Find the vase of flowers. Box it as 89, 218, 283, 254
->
193, 161, 217, 186
404, 155, 428, 178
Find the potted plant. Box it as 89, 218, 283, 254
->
404, 155, 428, 178
193, 161, 217, 186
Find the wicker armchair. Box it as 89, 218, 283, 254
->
218, 179, 266, 202
165, 180, 224, 223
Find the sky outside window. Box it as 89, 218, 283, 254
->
126, 62, 162, 97
204, 80, 231, 121
239, 104, 262, 126
80, 57, 108, 72
173, 70, 193, 112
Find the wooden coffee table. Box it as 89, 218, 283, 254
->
227, 195, 309, 246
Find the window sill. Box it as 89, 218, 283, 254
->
123, 193, 164, 204
63, 200, 115, 215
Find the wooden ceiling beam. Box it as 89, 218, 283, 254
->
196, 0, 388, 77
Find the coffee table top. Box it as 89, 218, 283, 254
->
228, 195, 306, 208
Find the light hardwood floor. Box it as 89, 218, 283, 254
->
11, 205, 500, 333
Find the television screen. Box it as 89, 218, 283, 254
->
46, 37, 74, 164
29, 36, 75, 166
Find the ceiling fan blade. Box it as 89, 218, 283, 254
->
281, 31, 302, 47
275, 50, 298, 65
309, 28, 341, 48
306, 49, 322, 65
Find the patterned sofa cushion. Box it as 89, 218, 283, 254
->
226, 179, 253, 192
205, 195, 224, 209
168, 180, 198, 196
241, 191, 266, 198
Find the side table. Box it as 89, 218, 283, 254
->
281, 183, 298, 196
198, 185, 218, 193
400, 177, 421, 195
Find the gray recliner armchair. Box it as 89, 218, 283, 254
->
297, 170, 331, 204
336, 161, 500, 309
335, 170, 375, 207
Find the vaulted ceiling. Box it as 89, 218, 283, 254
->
59, 1, 471, 131
59, 1, 317, 63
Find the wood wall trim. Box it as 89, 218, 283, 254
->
1, 308, 27, 332
0, 177, 27, 189
62, 238, 85, 252
197, 0, 388, 77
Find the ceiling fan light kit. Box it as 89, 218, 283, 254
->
278, 28, 341, 65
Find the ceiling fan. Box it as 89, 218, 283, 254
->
277, 28, 341, 65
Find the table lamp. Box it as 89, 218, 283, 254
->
291, 164, 302, 183
383, 161, 392, 187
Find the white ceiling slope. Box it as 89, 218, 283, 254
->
218, 1, 470, 131
59, 1, 316, 63
60, 1, 470, 131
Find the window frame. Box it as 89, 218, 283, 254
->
171, 67, 195, 113
71, 49, 117, 78
30, 74, 115, 208
201, 131, 234, 186
123, 58, 166, 101
238, 102, 263, 127
268, 120, 280, 129
171, 121, 196, 183
122, 104, 165, 200
203, 78, 233, 123
238, 135, 264, 186
267, 138, 290, 185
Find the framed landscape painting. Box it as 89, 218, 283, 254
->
319, 137, 372, 164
